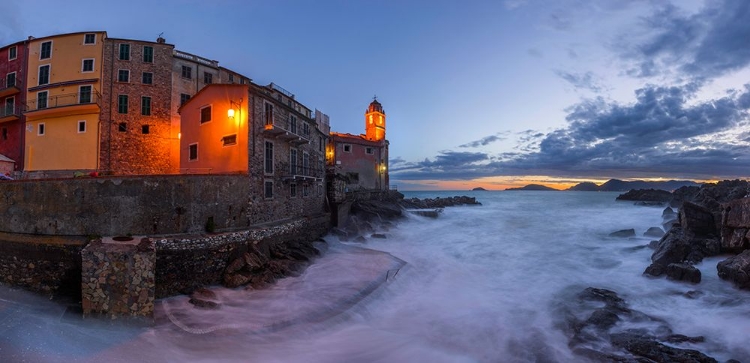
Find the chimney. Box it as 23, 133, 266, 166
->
157, 37, 165, 44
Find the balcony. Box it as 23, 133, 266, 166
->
282, 164, 323, 182
0, 105, 21, 123
0, 78, 21, 99
24, 91, 101, 120
261, 114, 310, 145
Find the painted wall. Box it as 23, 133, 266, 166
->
0, 41, 28, 169
179, 84, 248, 173
330, 134, 387, 190
24, 32, 105, 171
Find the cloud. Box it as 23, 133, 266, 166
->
621, 0, 750, 81
503, 0, 528, 10
527, 48, 543, 58
459, 132, 509, 148
554, 70, 607, 93
392, 83, 750, 181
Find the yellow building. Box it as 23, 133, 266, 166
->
24, 31, 106, 171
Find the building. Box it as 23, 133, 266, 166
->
327, 98, 389, 191
179, 82, 327, 224
99, 36, 176, 175
23, 31, 106, 173
0, 39, 28, 172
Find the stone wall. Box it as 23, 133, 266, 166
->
0, 174, 252, 236
155, 214, 330, 297
0, 234, 85, 295
100, 38, 176, 175
81, 237, 155, 317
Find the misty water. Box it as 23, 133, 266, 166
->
1, 191, 749, 362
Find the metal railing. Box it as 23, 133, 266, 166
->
284, 165, 323, 178
0, 77, 21, 90
0, 105, 21, 118
25, 91, 101, 112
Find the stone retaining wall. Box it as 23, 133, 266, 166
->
0, 236, 85, 296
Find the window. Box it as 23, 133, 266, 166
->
200, 106, 211, 123
8, 46, 16, 60
142, 125, 150, 134
6, 72, 15, 88
303, 122, 310, 136
141, 96, 151, 116
5, 97, 14, 115
319, 136, 323, 152
78, 120, 86, 133
40, 41, 52, 59
143, 46, 153, 63
119, 44, 130, 60
290, 184, 297, 197
37, 91, 48, 109
303, 152, 309, 172
203, 72, 212, 84
222, 134, 237, 146
118, 95, 128, 114
118, 122, 127, 132
84, 33, 96, 45
38, 65, 50, 85
79, 85, 92, 104
38, 123, 45, 135
82, 59, 94, 72
188, 143, 198, 161
228, 74, 234, 83
181, 65, 192, 79
118, 69, 129, 83
180, 93, 191, 106
343, 144, 351, 153
264, 141, 274, 174
1, 128, 6, 140
264, 180, 273, 199
142, 72, 153, 85
303, 185, 309, 197
290, 115, 297, 134
366, 147, 374, 154
290, 149, 298, 173
264, 103, 273, 126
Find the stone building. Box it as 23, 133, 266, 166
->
179, 82, 327, 224
0, 39, 28, 173
327, 98, 390, 191
99, 36, 176, 174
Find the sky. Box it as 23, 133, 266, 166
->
1, 0, 748, 190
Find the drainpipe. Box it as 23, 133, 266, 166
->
108, 39, 116, 172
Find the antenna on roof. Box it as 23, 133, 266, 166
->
373, 95, 377, 101
156, 32, 166, 43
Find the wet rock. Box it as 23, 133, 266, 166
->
646, 227, 691, 275
716, 250, 750, 289
610, 331, 717, 363
399, 195, 481, 209
610, 229, 636, 238
371, 233, 387, 239
586, 308, 620, 330
616, 189, 673, 203
662, 207, 677, 218
648, 240, 659, 249
189, 288, 220, 309
719, 227, 749, 253
665, 263, 701, 283
680, 202, 716, 236
663, 334, 705, 344
683, 290, 704, 299
644, 227, 665, 238
353, 236, 367, 243
670, 185, 701, 208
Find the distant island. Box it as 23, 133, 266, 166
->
567, 179, 699, 192
472, 187, 487, 191
505, 184, 559, 191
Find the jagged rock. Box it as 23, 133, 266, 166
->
644, 227, 665, 238
720, 227, 749, 253
610, 331, 717, 363
351, 200, 403, 221
665, 263, 701, 283
717, 250, 750, 289
399, 196, 481, 209
648, 240, 659, 249
680, 202, 716, 236
670, 185, 701, 208
645, 227, 690, 276
223, 273, 251, 288
189, 288, 220, 309
609, 229, 636, 238
721, 198, 750, 228
616, 189, 673, 202
662, 207, 677, 218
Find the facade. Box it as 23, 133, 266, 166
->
23, 31, 106, 172
99, 36, 176, 174
180, 82, 327, 224
327, 99, 389, 191
0, 40, 28, 171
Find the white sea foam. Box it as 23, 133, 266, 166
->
1, 191, 749, 362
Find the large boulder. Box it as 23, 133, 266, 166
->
720, 198, 750, 253
717, 250, 750, 290
609, 229, 636, 238
644, 227, 665, 238
679, 201, 715, 236
665, 263, 701, 283
646, 227, 692, 275
610, 331, 717, 363
670, 185, 701, 208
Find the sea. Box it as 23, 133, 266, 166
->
1, 190, 749, 362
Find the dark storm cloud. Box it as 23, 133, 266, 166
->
392, 83, 750, 181
554, 70, 606, 93
459, 132, 509, 148
623, 0, 750, 80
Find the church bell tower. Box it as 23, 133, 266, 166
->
365, 97, 386, 142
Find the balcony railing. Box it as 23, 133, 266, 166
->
0, 78, 21, 98
262, 112, 310, 145
282, 165, 323, 181
0, 105, 21, 118
25, 91, 101, 112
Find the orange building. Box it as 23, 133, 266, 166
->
23, 31, 106, 172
